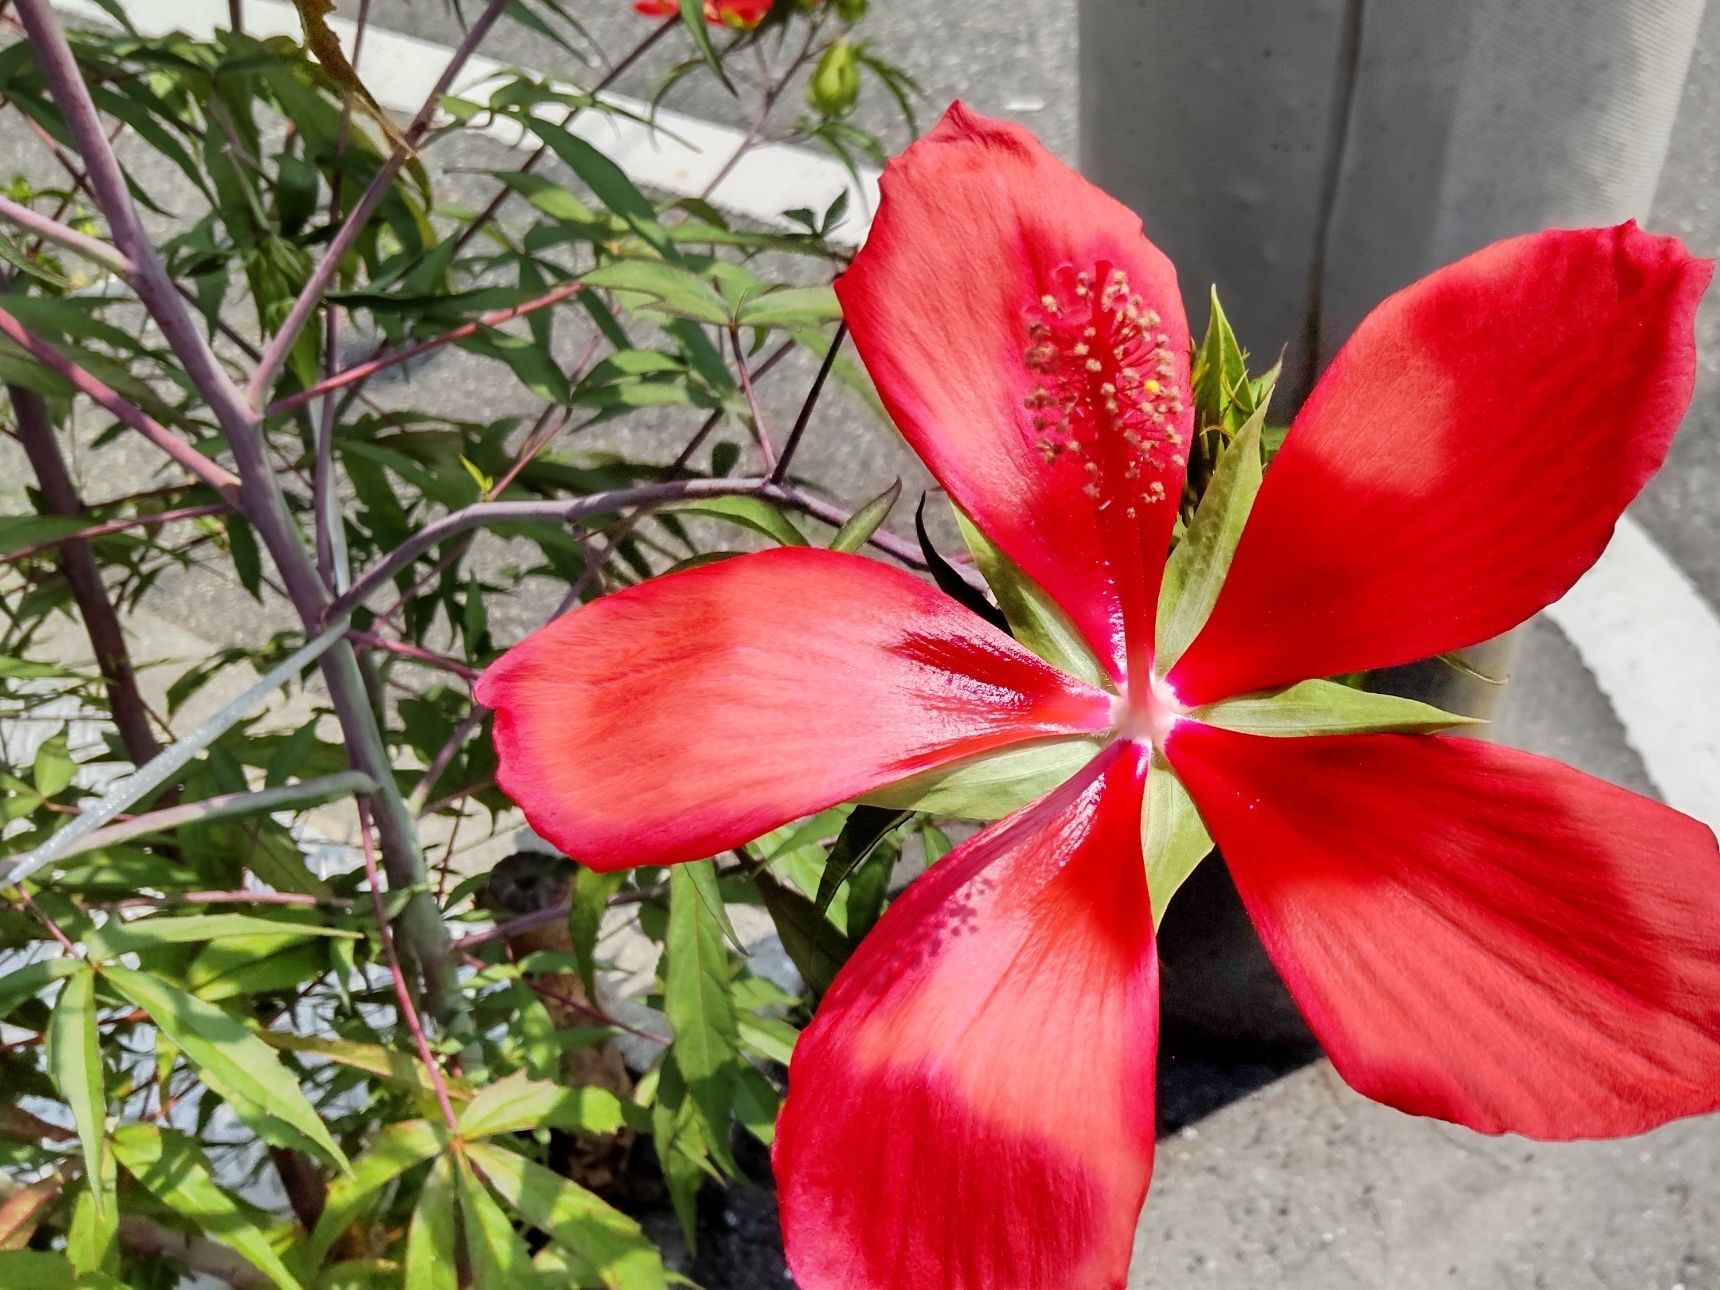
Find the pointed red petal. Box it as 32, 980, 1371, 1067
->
1167, 723, 1720, 1138
475, 547, 1111, 869
775, 746, 1157, 1290
840, 103, 1194, 688
1169, 225, 1712, 706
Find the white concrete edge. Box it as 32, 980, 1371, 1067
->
57, 0, 880, 243
1544, 516, 1720, 834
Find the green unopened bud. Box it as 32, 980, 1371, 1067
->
808, 39, 861, 118
834, 0, 869, 23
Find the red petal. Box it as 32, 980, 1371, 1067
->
475, 547, 1111, 869
1166, 722, 1720, 1139
1169, 225, 1712, 706
774, 745, 1156, 1290
839, 104, 1195, 693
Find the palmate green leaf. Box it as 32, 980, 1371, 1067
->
1194, 678, 1482, 736
1142, 753, 1213, 925
467, 1141, 667, 1290
454, 1150, 539, 1289
311, 1119, 443, 1262
830, 479, 901, 553
110, 1124, 303, 1290
82, 912, 357, 960
953, 507, 1110, 688
45, 967, 106, 1218
404, 1153, 458, 1290
862, 736, 1107, 821
100, 964, 348, 1172
664, 863, 740, 1169
1156, 410, 1263, 672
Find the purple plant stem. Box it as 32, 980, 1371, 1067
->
9, 383, 163, 766
0, 193, 133, 274
0, 306, 242, 503
358, 802, 460, 1131
325, 476, 770, 620
245, 0, 513, 406
1, 503, 230, 565
15, 0, 457, 1021
268, 282, 584, 417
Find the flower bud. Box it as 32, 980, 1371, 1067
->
808, 39, 861, 118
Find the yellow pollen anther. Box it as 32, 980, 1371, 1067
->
1085, 358, 1103, 373
1143, 378, 1161, 394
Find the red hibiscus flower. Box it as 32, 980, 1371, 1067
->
634, 0, 772, 28
476, 103, 1720, 1289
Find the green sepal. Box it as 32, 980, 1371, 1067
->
1142, 754, 1212, 927
951, 506, 1111, 691
1193, 678, 1484, 736
860, 736, 1108, 821
1156, 410, 1263, 672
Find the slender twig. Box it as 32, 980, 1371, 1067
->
325, 476, 769, 620
729, 326, 777, 470
104, 889, 351, 911
358, 803, 459, 1131
771, 321, 845, 484
10, 383, 163, 764
268, 282, 584, 417
246, 0, 513, 405
407, 707, 486, 817
0, 194, 132, 275
347, 629, 477, 682
15, 0, 457, 1019
0, 307, 242, 503
59, 772, 378, 861
15, 887, 79, 956
1, 502, 228, 566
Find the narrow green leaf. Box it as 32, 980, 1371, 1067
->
31, 733, 75, 798
83, 912, 357, 960
457, 1070, 632, 1140
454, 1150, 538, 1288
913, 496, 1008, 633
862, 736, 1108, 821
404, 1154, 458, 1290
829, 479, 900, 553
1142, 754, 1214, 925
0, 957, 80, 1019
580, 259, 728, 325
111, 1124, 303, 1290
677, 0, 737, 96
1191, 286, 1249, 429
683, 855, 747, 955
522, 117, 676, 260
0, 1253, 75, 1288
101, 965, 348, 1171
755, 873, 848, 996
664, 864, 739, 1166
46, 968, 105, 1217
1194, 678, 1484, 736
1156, 411, 1263, 672
260, 1030, 472, 1104
734, 284, 841, 329
468, 1141, 667, 1290
311, 1119, 443, 1261
814, 806, 905, 915
668, 495, 808, 547
953, 507, 1110, 688
570, 867, 624, 998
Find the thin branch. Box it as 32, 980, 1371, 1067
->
358, 802, 459, 1131
245, 0, 513, 405
325, 476, 769, 621
407, 707, 486, 816
729, 325, 777, 471
348, 628, 477, 682
0, 307, 242, 503
267, 282, 583, 417
1, 502, 228, 566
58, 771, 378, 862
10, 383, 163, 764
0, 193, 133, 275
771, 321, 845, 484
